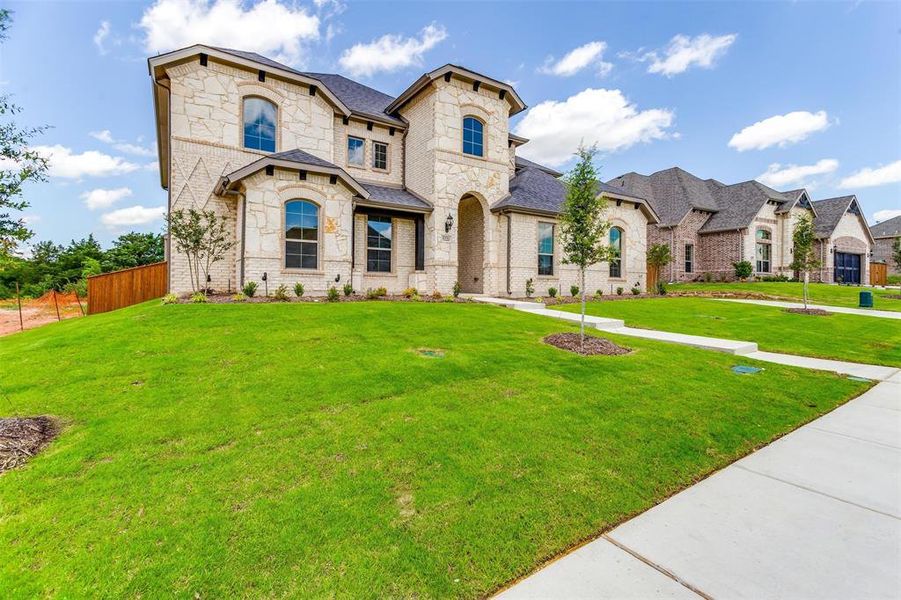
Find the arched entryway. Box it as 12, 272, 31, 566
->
457, 194, 485, 294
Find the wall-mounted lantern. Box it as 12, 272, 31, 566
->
445, 213, 454, 233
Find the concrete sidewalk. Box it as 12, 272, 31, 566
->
498, 379, 901, 599
713, 297, 901, 320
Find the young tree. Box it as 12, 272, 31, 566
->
0, 10, 48, 261
789, 212, 821, 310
166, 208, 235, 294
892, 238, 901, 293
559, 145, 612, 348
646, 243, 672, 293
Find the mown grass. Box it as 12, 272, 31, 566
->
556, 297, 901, 367
0, 301, 867, 598
670, 281, 901, 311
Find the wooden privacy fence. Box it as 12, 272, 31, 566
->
87, 261, 168, 315
869, 262, 887, 287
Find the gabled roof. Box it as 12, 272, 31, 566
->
514, 156, 562, 178
870, 214, 901, 239
606, 167, 721, 227
299, 72, 405, 126
812, 195, 873, 243
775, 189, 816, 215
385, 64, 526, 116
492, 166, 658, 223
700, 180, 786, 233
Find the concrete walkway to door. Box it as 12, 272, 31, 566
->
497, 374, 901, 599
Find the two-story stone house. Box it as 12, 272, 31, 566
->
149, 45, 658, 297
607, 167, 873, 284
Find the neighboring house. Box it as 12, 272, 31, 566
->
869, 215, 901, 275
607, 167, 873, 284
148, 45, 656, 297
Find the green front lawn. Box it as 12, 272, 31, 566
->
0, 302, 867, 597
556, 297, 901, 367
670, 281, 901, 311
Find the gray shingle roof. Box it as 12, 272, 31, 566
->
700, 181, 782, 233
359, 183, 432, 211
870, 214, 901, 239
607, 167, 720, 227
812, 196, 857, 238
269, 148, 338, 169
776, 189, 805, 213
514, 156, 563, 177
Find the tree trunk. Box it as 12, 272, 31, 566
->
580, 268, 586, 350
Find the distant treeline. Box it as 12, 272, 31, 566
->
0, 232, 164, 298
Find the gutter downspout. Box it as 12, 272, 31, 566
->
670, 227, 675, 282
222, 189, 246, 289
153, 76, 172, 292
506, 212, 512, 295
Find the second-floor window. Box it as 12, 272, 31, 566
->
243, 97, 276, 152
347, 137, 364, 167
373, 142, 388, 170
462, 116, 484, 157
684, 243, 694, 273
538, 222, 554, 275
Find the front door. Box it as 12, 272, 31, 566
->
834, 252, 861, 284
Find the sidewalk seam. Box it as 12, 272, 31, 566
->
602, 534, 711, 600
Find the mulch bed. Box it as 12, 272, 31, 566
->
543, 333, 631, 356
785, 308, 832, 316
520, 294, 657, 305
0, 416, 59, 474
883, 294, 901, 300
194, 294, 470, 304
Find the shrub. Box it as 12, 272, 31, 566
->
431, 290, 443, 300
595, 289, 603, 298
570, 285, 579, 297
161, 293, 178, 305
273, 284, 289, 301
733, 260, 753, 280
327, 286, 340, 302
190, 292, 207, 304
656, 281, 667, 295
631, 286, 641, 295
702, 272, 714, 283
547, 287, 557, 298
443, 296, 455, 303
294, 282, 305, 297
231, 293, 247, 302
402, 287, 418, 299
616, 286, 624, 296
761, 274, 789, 282
452, 281, 461, 298
243, 281, 258, 297
365, 287, 387, 299
525, 278, 534, 298
343, 282, 353, 296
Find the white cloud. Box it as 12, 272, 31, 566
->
81, 187, 133, 210
139, 0, 320, 66
839, 159, 901, 189
93, 21, 111, 55
90, 130, 156, 157
21, 214, 41, 224
514, 88, 674, 167
873, 209, 901, 223
757, 159, 839, 189
539, 41, 612, 77
101, 205, 166, 227
89, 129, 115, 144
338, 23, 447, 77
728, 110, 830, 151
33, 145, 141, 179
635, 33, 737, 77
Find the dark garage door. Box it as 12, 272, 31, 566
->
834, 252, 861, 284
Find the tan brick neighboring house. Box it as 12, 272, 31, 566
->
149, 45, 658, 297
607, 167, 873, 284
869, 215, 901, 275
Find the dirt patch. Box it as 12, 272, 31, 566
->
0, 416, 60, 474
543, 333, 631, 356
882, 294, 901, 300
785, 308, 832, 316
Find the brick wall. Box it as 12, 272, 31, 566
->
697, 229, 743, 280
333, 116, 403, 186
457, 196, 485, 293
873, 237, 900, 274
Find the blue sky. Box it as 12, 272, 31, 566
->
2, 0, 899, 249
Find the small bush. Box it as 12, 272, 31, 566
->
273, 284, 289, 301
525, 278, 534, 298
294, 282, 305, 297
443, 296, 455, 303
431, 290, 443, 300
366, 287, 387, 299
631, 286, 641, 295
243, 281, 258, 297
656, 281, 667, 295
190, 292, 207, 304
343, 282, 354, 296
570, 285, 579, 297
402, 287, 418, 299
595, 289, 604, 298
231, 293, 247, 302
616, 287, 624, 296
733, 260, 753, 280
702, 272, 714, 283
452, 281, 461, 298
327, 286, 340, 302
547, 287, 558, 298
161, 293, 178, 305
761, 274, 789, 282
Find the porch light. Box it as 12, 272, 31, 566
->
335, 273, 341, 282
445, 213, 454, 233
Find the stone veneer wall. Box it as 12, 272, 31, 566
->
333, 117, 403, 186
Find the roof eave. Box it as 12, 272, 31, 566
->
218, 157, 370, 199
386, 64, 527, 116
353, 199, 433, 214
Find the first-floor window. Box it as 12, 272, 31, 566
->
609, 226, 623, 278
756, 228, 771, 273
684, 243, 694, 273
367, 216, 392, 272
538, 222, 554, 275
285, 200, 318, 269
373, 142, 388, 170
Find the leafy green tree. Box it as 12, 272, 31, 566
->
167, 209, 235, 294
0, 10, 48, 261
646, 244, 672, 293
789, 212, 821, 310
559, 145, 612, 347
103, 232, 165, 271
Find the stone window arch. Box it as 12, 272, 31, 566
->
462, 115, 484, 157
243, 96, 277, 152
284, 199, 320, 270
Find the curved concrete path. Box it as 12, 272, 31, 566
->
712, 297, 901, 320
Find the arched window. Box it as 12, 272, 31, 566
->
285, 200, 318, 269
243, 97, 276, 152
462, 116, 484, 157
609, 227, 623, 278
755, 228, 771, 273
